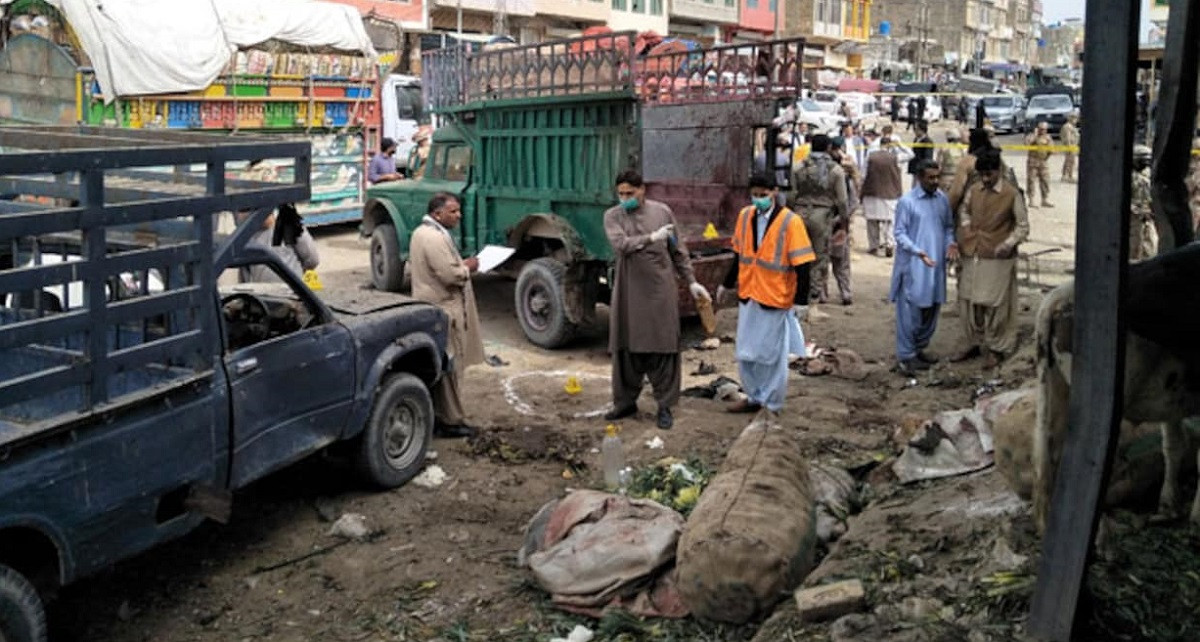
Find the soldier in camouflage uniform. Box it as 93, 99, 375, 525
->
1130, 145, 1156, 262
791, 134, 849, 305
1059, 114, 1079, 183
937, 128, 966, 193
1025, 121, 1055, 208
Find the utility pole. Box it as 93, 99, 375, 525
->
494, 0, 508, 38
457, 0, 463, 36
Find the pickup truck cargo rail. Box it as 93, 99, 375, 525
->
0, 125, 310, 449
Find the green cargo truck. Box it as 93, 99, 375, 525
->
362, 32, 805, 348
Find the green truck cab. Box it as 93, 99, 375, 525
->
362, 32, 806, 348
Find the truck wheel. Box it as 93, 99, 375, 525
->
515, 258, 577, 349
355, 373, 434, 489
370, 226, 405, 292
0, 564, 47, 642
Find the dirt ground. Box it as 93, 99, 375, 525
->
46, 129, 1159, 642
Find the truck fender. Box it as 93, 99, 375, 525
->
0, 515, 74, 587
343, 333, 444, 440
361, 197, 405, 238
507, 213, 587, 263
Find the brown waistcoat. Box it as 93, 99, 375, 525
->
959, 182, 1019, 257
861, 150, 903, 199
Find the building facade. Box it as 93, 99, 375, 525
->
779, 0, 871, 83
1039, 18, 1084, 69
871, 0, 1038, 76
668, 0, 738, 44
609, 0, 669, 35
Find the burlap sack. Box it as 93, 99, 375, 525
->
676, 418, 817, 623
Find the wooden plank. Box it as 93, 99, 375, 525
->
1149, 0, 1199, 249
1025, 0, 1141, 639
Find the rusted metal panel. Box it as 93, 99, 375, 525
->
0, 35, 78, 125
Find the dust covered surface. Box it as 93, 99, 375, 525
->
42, 225, 1200, 642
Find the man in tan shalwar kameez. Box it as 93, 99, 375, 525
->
409, 192, 485, 438
953, 148, 1029, 369
603, 170, 710, 430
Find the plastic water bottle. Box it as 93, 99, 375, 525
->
601, 424, 625, 491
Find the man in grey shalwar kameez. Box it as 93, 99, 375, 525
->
890, 160, 959, 376
603, 170, 711, 430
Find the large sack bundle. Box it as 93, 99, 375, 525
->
676, 417, 818, 623
518, 490, 688, 618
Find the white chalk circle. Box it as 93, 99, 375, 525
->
502, 370, 611, 419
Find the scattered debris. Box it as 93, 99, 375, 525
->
485, 354, 510, 367
329, 513, 371, 541
644, 436, 665, 450
413, 465, 449, 488
697, 337, 722, 351
691, 360, 718, 375
625, 458, 714, 516
425, 450, 439, 462
970, 379, 1005, 402
681, 375, 743, 401
793, 348, 870, 380
468, 425, 589, 468
794, 580, 865, 622
809, 461, 860, 543
549, 624, 596, 642
312, 496, 340, 523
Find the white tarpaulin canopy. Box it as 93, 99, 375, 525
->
47, 0, 377, 101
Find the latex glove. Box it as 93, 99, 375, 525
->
649, 224, 675, 244
689, 282, 712, 302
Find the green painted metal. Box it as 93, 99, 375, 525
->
366, 94, 639, 263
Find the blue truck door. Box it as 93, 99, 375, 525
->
221, 267, 356, 487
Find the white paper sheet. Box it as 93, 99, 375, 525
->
475, 245, 517, 274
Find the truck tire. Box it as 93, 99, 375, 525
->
355, 373, 433, 489
0, 564, 47, 642
515, 257, 577, 349
370, 225, 405, 292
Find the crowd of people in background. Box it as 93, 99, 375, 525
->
384, 106, 1200, 432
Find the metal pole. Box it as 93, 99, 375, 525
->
1026, 0, 1141, 638
457, 0, 463, 36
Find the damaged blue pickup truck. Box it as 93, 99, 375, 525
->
0, 127, 449, 642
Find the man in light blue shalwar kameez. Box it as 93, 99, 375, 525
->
890, 159, 959, 376
717, 174, 817, 414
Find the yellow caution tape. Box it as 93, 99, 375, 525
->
898, 141, 1200, 155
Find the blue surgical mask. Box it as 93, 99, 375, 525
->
752, 196, 773, 212
620, 197, 639, 211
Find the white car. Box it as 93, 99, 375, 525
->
4, 253, 163, 312
811, 90, 840, 114
835, 92, 880, 125
793, 99, 844, 134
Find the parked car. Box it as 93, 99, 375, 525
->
980, 94, 1027, 133
1, 130, 451, 641
835, 92, 880, 125
811, 90, 840, 114
795, 98, 844, 133
1025, 92, 1077, 134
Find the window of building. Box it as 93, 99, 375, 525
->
748, 0, 758, 8
831, 0, 841, 24
769, 0, 777, 13
816, 0, 826, 23
631, 0, 643, 13
651, 0, 663, 14
613, 0, 626, 10
725, 0, 735, 7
